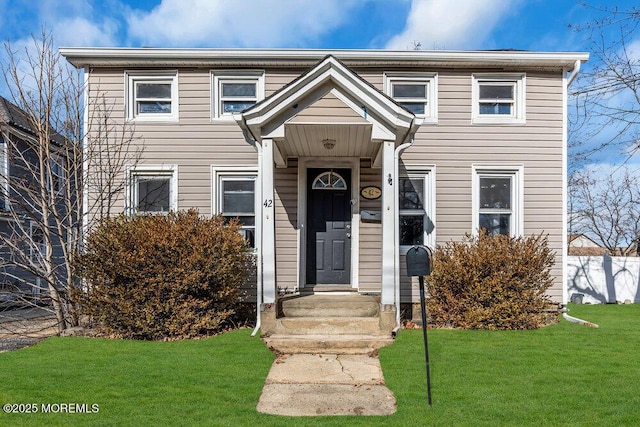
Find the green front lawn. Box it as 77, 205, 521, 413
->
1, 304, 639, 426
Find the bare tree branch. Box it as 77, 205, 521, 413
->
0, 29, 141, 333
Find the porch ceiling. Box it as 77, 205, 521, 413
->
280, 123, 376, 159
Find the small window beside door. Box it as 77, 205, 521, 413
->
213, 170, 257, 249
399, 170, 435, 249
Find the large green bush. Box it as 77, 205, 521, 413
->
426, 233, 555, 330
75, 210, 253, 340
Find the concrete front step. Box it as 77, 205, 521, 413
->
280, 294, 380, 318
276, 316, 385, 336
263, 334, 395, 354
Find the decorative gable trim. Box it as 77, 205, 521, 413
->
235, 55, 422, 144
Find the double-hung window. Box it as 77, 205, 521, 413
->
212, 167, 258, 249
29, 221, 47, 294
472, 74, 525, 124
399, 170, 435, 249
127, 165, 178, 215
473, 165, 523, 236
126, 71, 179, 122
211, 71, 264, 119
385, 73, 437, 123
48, 156, 65, 195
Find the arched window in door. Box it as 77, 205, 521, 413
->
311, 171, 347, 190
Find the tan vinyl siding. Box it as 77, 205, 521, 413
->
87, 68, 258, 218
274, 160, 299, 290
85, 63, 568, 304
358, 160, 382, 292
289, 93, 366, 123
400, 71, 565, 301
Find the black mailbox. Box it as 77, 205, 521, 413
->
406, 245, 431, 277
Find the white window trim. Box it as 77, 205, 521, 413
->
211, 71, 265, 120
211, 166, 259, 250
472, 73, 526, 125
29, 221, 46, 294
384, 73, 438, 124
0, 142, 8, 210
399, 167, 436, 253
472, 164, 524, 237
125, 164, 178, 215
48, 155, 65, 196
125, 71, 179, 122
29, 221, 46, 262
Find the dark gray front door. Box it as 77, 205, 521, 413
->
306, 168, 351, 285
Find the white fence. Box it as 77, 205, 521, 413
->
567, 256, 640, 304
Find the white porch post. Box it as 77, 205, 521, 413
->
381, 140, 396, 305
261, 138, 277, 303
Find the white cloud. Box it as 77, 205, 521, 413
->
126, 0, 359, 48
385, 0, 517, 50
52, 17, 119, 47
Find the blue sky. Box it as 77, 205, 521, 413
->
0, 0, 637, 169
0, 0, 620, 51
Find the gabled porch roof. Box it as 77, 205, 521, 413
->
235, 55, 422, 166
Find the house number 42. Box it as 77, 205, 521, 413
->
263, 199, 273, 207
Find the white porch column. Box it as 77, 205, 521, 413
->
261, 139, 277, 303
381, 140, 396, 305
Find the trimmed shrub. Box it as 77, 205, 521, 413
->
426, 233, 555, 330
75, 210, 253, 340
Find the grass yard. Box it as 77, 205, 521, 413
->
1, 304, 639, 426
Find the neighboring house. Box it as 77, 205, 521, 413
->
61, 48, 588, 330
568, 233, 607, 256
0, 96, 66, 303
568, 233, 638, 256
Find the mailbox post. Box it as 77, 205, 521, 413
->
406, 245, 433, 406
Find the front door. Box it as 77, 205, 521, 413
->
306, 168, 351, 285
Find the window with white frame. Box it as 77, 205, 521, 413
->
399, 170, 435, 249
126, 72, 178, 121
211, 71, 264, 119
127, 166, 177, 214
29, 221, 46, 263
0, 141, 7, 210
473, 165, 523, 236
48, 156, 65, 195
29, 222, 46, 294
213, 170, 257, 248
472, 74, 525, 124
385, 74, 437, 122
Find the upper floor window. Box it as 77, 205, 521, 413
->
211, 71, 264, 119
126, 71, 179, 122
384, 73, 437, 123
472, 74, 525, 125
126, 165, 178, 215
472, 165, 523, 236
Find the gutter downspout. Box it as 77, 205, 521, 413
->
237, 123, 263, 338
567, 59, 581, 87
393, 118, 423, 328
561, 59, 597, 327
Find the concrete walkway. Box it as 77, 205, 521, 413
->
257, 353, 397, 416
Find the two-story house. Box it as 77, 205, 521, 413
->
60, 48, 588, 337
0, 95, 67, 305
